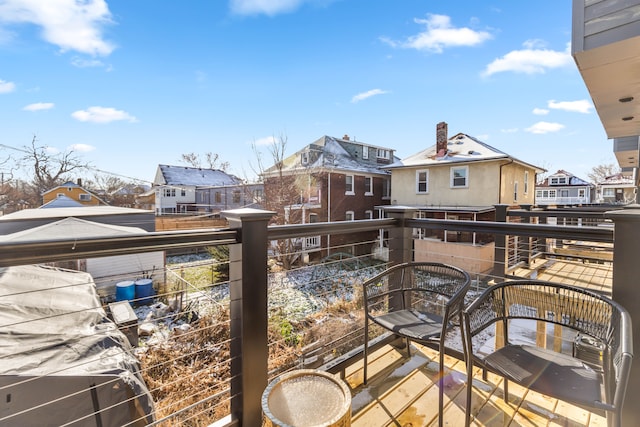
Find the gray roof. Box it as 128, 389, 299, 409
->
0, 206, 152, 221
264, 135, 397, 176
40, 195, 84, 209
157, 164, 242, 186
0, 217, 147, 242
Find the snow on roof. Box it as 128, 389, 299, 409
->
538, 170, 592, 187
600, 173, 634, 185
40, 195, 84, 208
0, 206, 152, 221
266, 135, 395, 175
384, 133, 543, 171
0, 217, 147, 242
158, 164, 242, 186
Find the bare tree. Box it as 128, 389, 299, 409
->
587, 163, 620, 184
252, 133, 306, 269
20, 136, 90, 195
180, 152, 229, 171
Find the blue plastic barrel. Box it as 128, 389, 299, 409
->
134, 278, 154, 305
115, 280, 135, 302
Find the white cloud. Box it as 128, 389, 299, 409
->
230, 0, 304, 16
68, 143, 96, 152
482, 40, 572, 77
71, 57, 105, 68
0, 79, 16, 93
533, 108, 549, 115
525, 121, 565, 134
381, 14, 492, 53
23, 102, 54, 111
0, 0, 115, 56
351, 89, 389, 103
71, 106, 138, 124
547, 99, 593, 114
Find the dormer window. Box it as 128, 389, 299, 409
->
550, 176, 567, 185
301, 152, 309, 165
362, 146, 369, 159
376, 148, 390, 160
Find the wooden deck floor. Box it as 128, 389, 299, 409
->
509, 258, 612, 296
345, 343, 608, 427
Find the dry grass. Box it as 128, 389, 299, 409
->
138, 297, 365, 426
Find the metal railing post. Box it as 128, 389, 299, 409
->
606, 205, 640, 427
520, 204, 533, 267
223, 208, 275, 427
493, 204, 509, 280
382, 206, 416, 265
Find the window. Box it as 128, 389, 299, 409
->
450, 166, 468, 188
604, 188, 615, 197
180, 189, 186, 197
536, 190, 542, 198
514, 182, 518, 201
364, 176, 372, 195
524, 171, 529, 194
253, 189, 263, 202
550, 176, 567, 185
376, 148, 390, 159
232, 190, 241, 203
345, 211, 354, 221
309, 213, 318, 223
365, 210, 373, 219
301, 152, 309, 165
79, 193, 91, 201
215, 192, 222, 203
362, 146, 369, 159
382, 178, 391, 198
163, 188, 176, 197
549, 189, 556, 198
560, 189, 569, 198
345, 175, 354, 194
416, 170, 428, 193
578, 189, 586, 198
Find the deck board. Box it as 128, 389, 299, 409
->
510, 259, 612, 296
348, 342, 610, 427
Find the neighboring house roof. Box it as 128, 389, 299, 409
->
537, 170, 592, 187
112, 184, 151, 196
0, 206, 152, 221
264, 135, 398, 176
40, 194, 84, 208
599, 173, 634, 186
384, 133, 544, 171
155, 164, 242, 187
0, 217, 147, 242
41, 180, 108, 205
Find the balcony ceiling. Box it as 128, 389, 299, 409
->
573, 35, 640, 140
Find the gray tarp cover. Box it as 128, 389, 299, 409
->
0, 265, 154, 426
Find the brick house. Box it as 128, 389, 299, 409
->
262, 134, 396, 261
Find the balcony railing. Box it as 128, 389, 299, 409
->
0, 204, 638, 426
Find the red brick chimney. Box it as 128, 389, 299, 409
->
436, 122, 448, 158
343, 134, 350, 141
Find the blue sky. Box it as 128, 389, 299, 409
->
0, 0, 616, 185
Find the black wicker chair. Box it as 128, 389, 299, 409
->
362, 262, 471, 427
463, 280, 633, 427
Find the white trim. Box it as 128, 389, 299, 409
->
450, 165, 469, 188
416, 170, 429, 194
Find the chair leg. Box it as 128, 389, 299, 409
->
363, 318, 369, 385
438, 348, 445, 427
465, 360, 473, 427
405, 337, 411, 358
